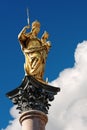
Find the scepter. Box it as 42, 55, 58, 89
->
26, 8, 30, 26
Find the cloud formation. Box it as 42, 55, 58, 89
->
3, 41, 87, 130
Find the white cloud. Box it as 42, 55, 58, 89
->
2, 106, 21, 130
3, 41, 87, 130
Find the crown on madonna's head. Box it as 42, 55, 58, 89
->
32, 20, 40, 29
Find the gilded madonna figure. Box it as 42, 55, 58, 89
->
18, 20, 51, 83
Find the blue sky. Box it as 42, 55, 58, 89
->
0, 0, 87, 129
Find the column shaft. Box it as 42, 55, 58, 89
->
19, 110, 48, 130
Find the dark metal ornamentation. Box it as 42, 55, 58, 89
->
6, 75, 60, 114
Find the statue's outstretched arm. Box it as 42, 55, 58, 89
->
18, 26, 30, 49
18, 25, 30, 40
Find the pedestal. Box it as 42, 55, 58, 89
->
19, 110, 48, 130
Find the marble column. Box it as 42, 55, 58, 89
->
19, 110, 48, 130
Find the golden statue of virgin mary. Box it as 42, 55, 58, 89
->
18, 20, 51, 83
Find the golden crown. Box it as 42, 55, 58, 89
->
32, 20, 40, 29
